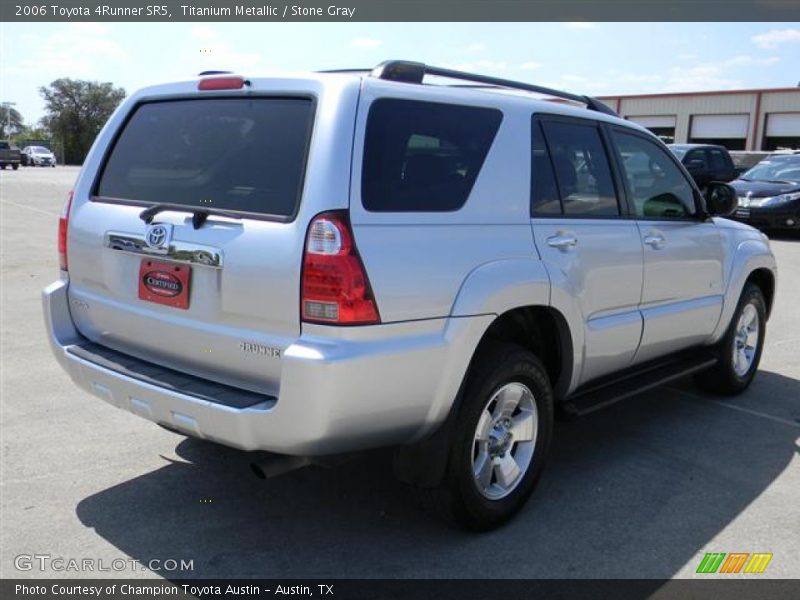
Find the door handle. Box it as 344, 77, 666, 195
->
546, 232, 578, 250
643, 233, 666, 249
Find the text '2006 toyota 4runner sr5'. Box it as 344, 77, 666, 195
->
43, 61, 777, 530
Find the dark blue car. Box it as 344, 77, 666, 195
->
730, 154, 800, 230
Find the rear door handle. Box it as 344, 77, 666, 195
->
546, 232, 578, 251
643, 232, 666, 249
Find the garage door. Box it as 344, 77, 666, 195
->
766, 113, 800, 137
691, 114, 749, 138
628, 115, 676, 128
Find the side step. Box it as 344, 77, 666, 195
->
561, 349, 718, 417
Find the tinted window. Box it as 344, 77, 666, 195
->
709, 148, 728, 170
531, 120, 561, 215
541, 121, 619, 216
685, 149, 708, 169
613, 131, 696, 219
362, 99, 502, 212
97, 98, 314, 218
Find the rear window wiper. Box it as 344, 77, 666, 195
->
139, 203, 243, 230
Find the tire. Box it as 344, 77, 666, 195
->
430, 342, 554, 531
12, 163, 19, 171
694, 282, 766, 395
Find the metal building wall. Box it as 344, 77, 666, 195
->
599, 89, 800, 150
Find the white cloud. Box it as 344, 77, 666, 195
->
752, 28, 800, 48
563, 22, 596, 30
350, 37, 382, 49
466, 42, 487, 53
12, 23, 129, 79
722, 55, 779, 67
660, 65, 741, 92
519, 61, 542, 71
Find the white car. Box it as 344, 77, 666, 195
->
22, 146, 56, 167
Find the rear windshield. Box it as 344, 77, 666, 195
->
96, 98, 314, 218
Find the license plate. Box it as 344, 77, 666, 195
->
138, 259, 191, 309
735, 207, 751, 219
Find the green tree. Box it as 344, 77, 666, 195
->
39, 79, 125, 165
11, 125, 51, 149
0, 104, 24, 138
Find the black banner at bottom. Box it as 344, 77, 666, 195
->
3, 579, 800, 600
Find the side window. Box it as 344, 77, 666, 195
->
685, 149, 708, 170
541, 120, 620, 216
531, 120, 561, 215
709, 148, 728, 171
361, 99, 503, 212
612, 130, 697, 219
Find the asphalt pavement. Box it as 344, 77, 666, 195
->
1, 166, 798, 580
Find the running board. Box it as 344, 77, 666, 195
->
561, 350, 718, 417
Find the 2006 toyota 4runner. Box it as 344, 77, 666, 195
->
43, 62, 777, 529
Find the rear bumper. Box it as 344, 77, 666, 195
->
43, 280, 490, 455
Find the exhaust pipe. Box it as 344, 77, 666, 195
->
250, 452, 359, 480
250, 454, 312, 479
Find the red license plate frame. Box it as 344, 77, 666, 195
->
138, 259, 191, 309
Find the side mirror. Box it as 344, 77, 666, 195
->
705, 182, 738, 217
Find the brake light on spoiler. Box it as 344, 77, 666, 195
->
198, 76, 246, 91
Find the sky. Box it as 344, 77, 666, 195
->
1, 21, 799, 126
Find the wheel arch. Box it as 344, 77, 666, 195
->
746, 267, 775, 319
472, 305, 574, 401
711, 239, 777, 344
395, 303, 574, 488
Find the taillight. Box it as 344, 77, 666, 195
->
301, 211, 380, 325
58, 191, 73, 271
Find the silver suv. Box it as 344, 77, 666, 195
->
43, 61, 777, 530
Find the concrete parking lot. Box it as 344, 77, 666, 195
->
1, 166, 798, 580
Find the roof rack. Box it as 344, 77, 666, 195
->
367, 60, 618, 116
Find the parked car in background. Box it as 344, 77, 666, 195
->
729, 151, 773, 176
669, 143, 737, 187
731, 153, 800, 230
0, 141, 21, 170
22, 146, 57, 167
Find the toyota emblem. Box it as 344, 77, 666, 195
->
145, 223, 172, 249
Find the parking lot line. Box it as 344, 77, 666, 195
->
0, 199, 59, 217
668, 386, 800, 428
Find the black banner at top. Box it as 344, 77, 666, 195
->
3, 0, 800, 22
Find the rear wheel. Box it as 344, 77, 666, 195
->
430, 343, 554, 530
12, 163, 19, 170
694, 282, 766, 395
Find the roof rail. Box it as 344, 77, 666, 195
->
317, 68, 371, 74
369, 60, 618, 116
